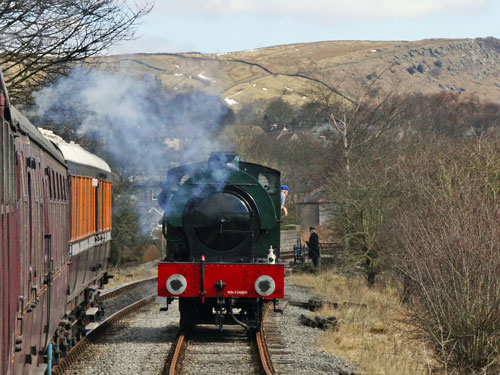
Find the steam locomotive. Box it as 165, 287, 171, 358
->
157, 152, 284, 330
1, 71, 112, 375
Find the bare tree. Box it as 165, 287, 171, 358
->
305, 68, 404, 285
308, 67, 402, 177
0, 0, 153, 104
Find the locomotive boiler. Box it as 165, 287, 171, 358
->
157, 152, 284, 330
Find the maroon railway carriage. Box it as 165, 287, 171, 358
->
40, 130, 113, 360
1, 76, 69, 375
1, 71, 112, 375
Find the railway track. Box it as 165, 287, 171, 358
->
165, 303, 281, 375
51, 276, 158, 375
100, 275, 158, 300
51, 278, 294, 375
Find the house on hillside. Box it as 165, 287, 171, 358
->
296, 187, 331, 231
162, 134, 191, 151
311, 123, 335, 140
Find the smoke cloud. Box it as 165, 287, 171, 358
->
33, 66, 234, 235
33, 66, 232, 176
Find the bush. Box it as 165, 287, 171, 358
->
110, 177, 153, 265
396, 139, 500, 373
326, 138, 402, 285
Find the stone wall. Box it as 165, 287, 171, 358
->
280, 230, 301, 253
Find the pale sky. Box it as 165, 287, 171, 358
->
109, 0, 499, 54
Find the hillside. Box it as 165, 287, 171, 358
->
94, 37, 500, 107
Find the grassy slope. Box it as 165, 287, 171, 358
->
92, 38, 500, 107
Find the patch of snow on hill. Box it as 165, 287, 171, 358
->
174, 73, 183, 77
198, 73, 216, 83
285, 87, 293, 91
262, 87, 268, 91
224, 90, 243, 106
224, 97, 238, 106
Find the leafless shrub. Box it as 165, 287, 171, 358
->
396, 139, 500, 373
392, 92, 500, 138
326, 137, 404, 284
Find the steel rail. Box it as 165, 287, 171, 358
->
51, 293, 156, 375
165, 302, 276, 375
257, 302, 276, 375
256, 331, 274, 375
100, 275, 158, 300
167, 331, 187, 375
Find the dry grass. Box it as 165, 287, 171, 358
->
290, 272, 437, 375
104, 261, 158, 289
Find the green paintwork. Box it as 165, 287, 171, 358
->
168, 167, 277, 229
164, 157, 282, 261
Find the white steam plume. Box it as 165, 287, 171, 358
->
33, 67, 232, 176
33, 67, 233, 235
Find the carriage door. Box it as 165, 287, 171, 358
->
42, 168, 52, 344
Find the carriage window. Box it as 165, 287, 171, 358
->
51, 171, 56, 201
1, 122, 5, 203
0, 120, 4, 203
8, 134, 15, 202
36, 163, 41, 200
57, 173, 60, 200
16, 154, 21, 200
32, 161, 38, 201
61, 175, 64, 201
48, 169, 53, 200
0, 120, 16, 203
62, 177, 67, 201
95, 182, 100, 232
54, 173, 58, 200
72, 176, 77, 239
57, 173, 62, 201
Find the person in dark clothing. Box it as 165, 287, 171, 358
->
306, 227, 320, 267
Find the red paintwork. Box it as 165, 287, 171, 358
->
1, 72, 112, 375
158, 262, 285, 299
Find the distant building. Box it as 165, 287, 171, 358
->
163, 135, 191, 151
296, 187, 331, 231
163, 137, 181, 150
